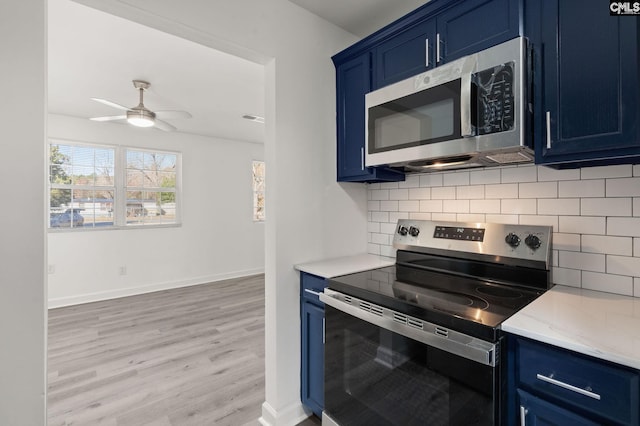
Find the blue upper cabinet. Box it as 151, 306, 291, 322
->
332, 0, 522, 182
334, 53, 405, 182
526, 0, 640, 167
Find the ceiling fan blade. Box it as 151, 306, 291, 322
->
154, 119, 177, 132
155, 110, 192, 119
90, 115, 127, 122
91, 97, 131, 111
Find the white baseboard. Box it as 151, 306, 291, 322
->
47, 268, 264, 309
259, 400, 309, 426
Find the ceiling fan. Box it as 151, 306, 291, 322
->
90, 80, 191, 131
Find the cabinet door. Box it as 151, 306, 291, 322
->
301, 301, 324, 417
436, 0, 520, 64
530, 0, 640, 166
518, 390, 600, 426
373, 19, 436, 89
335, 54, 405, 182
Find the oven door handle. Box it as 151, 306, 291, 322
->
320, 289, 497, 367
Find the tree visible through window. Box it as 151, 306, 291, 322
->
48, 141, 180, 229
252, 161, 265, 221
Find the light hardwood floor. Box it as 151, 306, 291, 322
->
48, 274, 266, 426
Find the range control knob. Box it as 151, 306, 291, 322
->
505, 233, 521, 247
525, 234, 542, 250
398, 226, 409, 236
409, 226, 420, 237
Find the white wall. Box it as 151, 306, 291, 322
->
0, 1, 47, 423
48, 114, 265, 307
70, 1, 367, 425
367, 164, 640, 297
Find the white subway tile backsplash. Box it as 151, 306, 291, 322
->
519, 182, 558, 199
470, 169, 501, 184
607, 255, 640, 277
443, 199, 470, 213
431, 213, 456, 221
456, 185, 485, 199
419, 200, 443, 212
581, 164, 632, 179
537, 167, 580, 182
370, 189, 390, 201
606, 177, 640, 197
559, 180, 605, 198
501, 199, 536, 215
485, 183, 518, 199
410, 212, 433, 220
371, 233, 390, 245
581, 235, 633, 256
559, 251, 605, 273
420, 174, 443, 187
389, 212, 409, 223
456, 213, 486, 223
444, 171, 470, 186
408, 187, 431, 200
582, 272, 633, 296
470, 200, 501, 214
389, 189, 409, 200
607, 217, 640, 237
380, 182, 399, 189
379, 201, 399, 212
485, 214, 519, 224
398, 200, 420, 212
538, 199, 579, 215
559, 216, 606, 234
552, 267, 581, 288
398, 175, 420, 188
371, 211, 389, 223
553, 233, 581, 252
367, 166, 640, 297
501, 165, 537, 183
581, 198, 632, 217
520, 215, 558, 228
431, 186, 456, 200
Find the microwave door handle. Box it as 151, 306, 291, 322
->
460, 72, 474, 137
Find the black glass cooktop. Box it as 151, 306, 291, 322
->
327, 264, 545, 342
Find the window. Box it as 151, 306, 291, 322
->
48, 141, 180, 229
252, 160, 265, 221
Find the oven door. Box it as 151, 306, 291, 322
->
321, 291, 505, 426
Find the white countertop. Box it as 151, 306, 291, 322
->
502, 285, 640, 370
294, 253, 395, 278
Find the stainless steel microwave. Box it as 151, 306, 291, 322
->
365, 37, 532, 172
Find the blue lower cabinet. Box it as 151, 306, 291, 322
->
300, 272, 326, 417
518, 389, 600, 426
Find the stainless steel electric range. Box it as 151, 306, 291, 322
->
320, 220, 552, 426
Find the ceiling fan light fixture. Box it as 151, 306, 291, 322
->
126, 109, 155, 127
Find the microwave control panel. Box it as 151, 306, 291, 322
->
474, 62, 515, 135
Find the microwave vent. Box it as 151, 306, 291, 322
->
485, 151, 532, 164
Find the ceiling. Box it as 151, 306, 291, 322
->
288, 0, 430, 38
48, 0, 427, 144
48, 0, 265, 144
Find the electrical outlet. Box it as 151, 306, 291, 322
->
48, 264, 55, 274
119, 266, 127, 276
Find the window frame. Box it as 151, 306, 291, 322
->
48, 139, 182, 231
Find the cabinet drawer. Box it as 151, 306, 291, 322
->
517, 338, 640, 425
301, 272, 326, 304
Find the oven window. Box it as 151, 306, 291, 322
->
325, 306, 497, 426
368, 79, 462, 154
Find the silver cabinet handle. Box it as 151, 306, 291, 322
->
546, 111, 552, 149
519, 406, 527, 426
536, 373, 601, 400
436, 33, 442, 63
360, 147, 365, 170
322, 317, 325, 344
304, 288, 321, 297
425, 38, 430, 67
